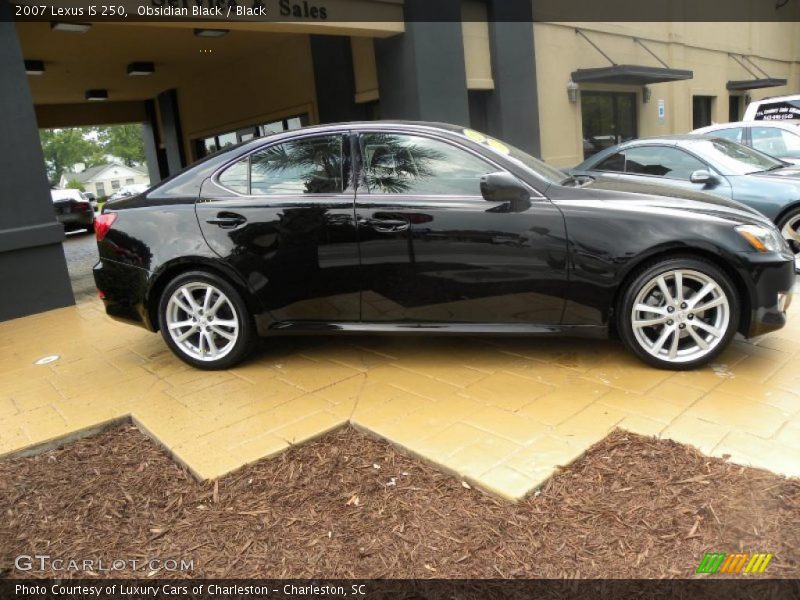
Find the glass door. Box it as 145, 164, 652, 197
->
581, 92, 637, 159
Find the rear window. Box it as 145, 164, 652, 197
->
50, 189, 83, 202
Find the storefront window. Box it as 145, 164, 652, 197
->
196, 114, 310, 160
581, 92, 637, 159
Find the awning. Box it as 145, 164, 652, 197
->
727, 55, 787, 91
572, 30, 693, 87
727, 78, 788, 91
571, 65, 694, 86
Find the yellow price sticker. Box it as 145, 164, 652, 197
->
486, 139, 510, 155
462, 128, 487, 143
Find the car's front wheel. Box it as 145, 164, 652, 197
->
618, 257, 739, 370
158, 271, 256, 370
777, 206, 800, 272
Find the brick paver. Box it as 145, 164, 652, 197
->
1, 297, 799, 500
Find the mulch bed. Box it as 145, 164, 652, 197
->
1, 425, 798, 579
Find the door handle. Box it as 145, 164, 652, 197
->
206, 213, 247, 229
367, 217, 410, 233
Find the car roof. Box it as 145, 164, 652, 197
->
50, 188, 84, 201
192, 121, 468, 164
606, 134, 714, 148
748, 93, 800, 103
693, 120, 800, 133
226, 121, 472, 153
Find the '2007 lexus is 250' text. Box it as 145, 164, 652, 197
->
93, 122, 794, 370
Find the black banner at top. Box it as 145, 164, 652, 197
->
5, 0, 800, 23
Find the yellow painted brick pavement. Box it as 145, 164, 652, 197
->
1, 298, 799, 500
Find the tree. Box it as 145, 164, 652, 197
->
97, 124, 145, 167
65, 178, 85, 191
39, 127, 103, 183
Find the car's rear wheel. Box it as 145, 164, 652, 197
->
158, 271, 256, 370
618, 257, 739, 370
777, 207, 800, 272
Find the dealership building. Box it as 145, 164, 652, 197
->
1, 0, 799, 320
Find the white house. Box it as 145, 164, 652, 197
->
59, 164, 149, 198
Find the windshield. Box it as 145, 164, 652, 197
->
688, 137, 785, 175
459, 129, 567, 185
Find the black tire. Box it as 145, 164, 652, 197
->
617, 256, 740, 370
157, 270, 256, 370
86, 222, 95, 234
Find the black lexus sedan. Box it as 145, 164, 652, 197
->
93, 122, 795, 371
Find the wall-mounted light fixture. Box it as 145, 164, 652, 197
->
643, 86, 652, 104
24, 60, 45, 75
193, 28, 229, 38
85, 89, 108, 102
744, 93, 752, 105
51, 22, 91, 33
127, 62, 155, 76
567, 79, 579, 103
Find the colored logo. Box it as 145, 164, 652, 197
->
696, 552, 773, 574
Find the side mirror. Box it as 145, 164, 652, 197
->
480, 172, 530, 204
690, 169, 715, 184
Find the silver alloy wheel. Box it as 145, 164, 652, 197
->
780, 213, 800, 271
165, 282, 239, 362
631, 269, 730, 364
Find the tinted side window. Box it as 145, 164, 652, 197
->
360, 133, 493, 195
710, 127, 743, 143
595, 152, 625, 172
624, 146, 706, 180
218, 158, 249, 194
250, 135, 347, 195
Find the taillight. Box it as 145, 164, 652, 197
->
75, 201, 92, 212
95, 213, 117, 242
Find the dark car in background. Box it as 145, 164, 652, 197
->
51, 188, 94, 233
94, 122, 794, 371
570, 135, 800, 270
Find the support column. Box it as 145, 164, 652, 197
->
310, 35, 367, 124
485, 0, 541, 156
142, 99, 169, 184
375, 0, 469, 125
156, 89, 185, 176
0, 11, 74, 321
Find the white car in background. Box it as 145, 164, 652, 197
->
743, 93, 800, 123
108, 183, 149, 201
691, 120, 800, 165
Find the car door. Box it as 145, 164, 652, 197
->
616, 145, 734, 200
196, 132, 361, 324
354, 130, 568, 325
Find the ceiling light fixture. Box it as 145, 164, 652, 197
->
51, 22, 92, 33
193, 28, 229, 38
85, 89, 108, 101
127, 62, 155, 76
25, 60, 45, 75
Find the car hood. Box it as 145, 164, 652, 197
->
751, 165, 800, 179
582, 177, 764, 217
563, 182, 775, 228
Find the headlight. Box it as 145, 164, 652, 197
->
735, 224, 786, 253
